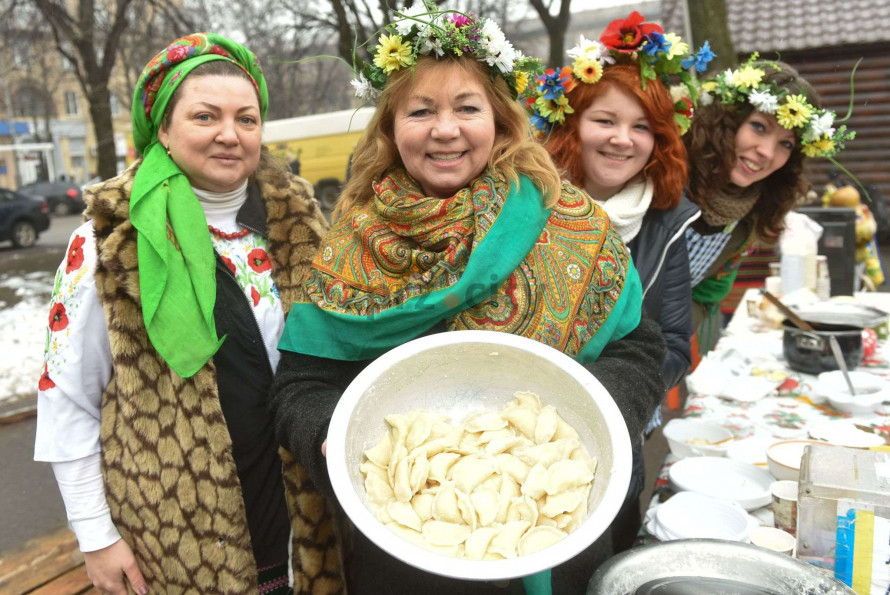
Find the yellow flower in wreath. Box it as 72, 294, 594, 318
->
373, 34, 413, 73
776, 94, 813, 129
573, 57, 603, 84
802, 137, 836, 158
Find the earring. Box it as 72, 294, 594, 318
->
165, 145, 171, 156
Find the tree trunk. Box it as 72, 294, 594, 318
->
87, 83, 117, 179
686, 0, 737, 70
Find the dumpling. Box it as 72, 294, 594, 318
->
545, 459, 594, 495
520, 463, 548, 500
433, 484, 464, 524
385, 413, 412, 449
501, 406, 537, 439
518, 526, 567, 556
405, 412, 433, 451
541, 487, 588, 518
511, 391, 542, 411
387, 500, 423, 532
364, 431, 393, 467
495, 475, 520, 524
470, 488, 500, 527
484, 434, 525, 456
570, 448, 598, 476
386, 522, 424, 546
463, 411, 508, 433
449, 454, 497, 494
553, 412, 580, 441
392, 455, 414, 502
506, 494, 539, 527
456, 489, 477, 530
411, 492, 435, 522
408, 437, 452, 459
422, 520, 472, 546
464, 526, 500, 560
534, 405, 559, 444
409, 453, 430, 495
514, 439, 576, 469
428, 452, 461, 484
496, 453, 531, 484
487, 520, 531, 558
364, 472, 394, 506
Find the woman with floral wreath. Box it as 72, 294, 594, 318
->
530, 12, 714, 552
685, 56, 854, 340
35, 33, 337, 594
271, 4, 665, 593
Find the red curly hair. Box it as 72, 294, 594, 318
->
543, 64, 687, 210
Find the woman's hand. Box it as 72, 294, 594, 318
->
83, 539, 148, 595
322, 439, 327, 457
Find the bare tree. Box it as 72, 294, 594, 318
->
686, 0, 736, 71
526, 0, 570, 68
28, 0, 138, 179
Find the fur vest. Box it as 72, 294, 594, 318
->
85, 161, 344, 594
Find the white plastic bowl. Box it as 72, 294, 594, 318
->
766, 440, 823, 481
662, 418, 733, 458
816, 370, 890, 414
326, 330, 632, 581
668, 456, 773, 511
649, 491, 753, 542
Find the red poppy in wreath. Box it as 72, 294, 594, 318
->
66, 235, 86, 273
675, 97, 694, 118
48, 302, 69, 332
38, 363, 56, 390
601, 11, 663, 53
247, 248, 271, 273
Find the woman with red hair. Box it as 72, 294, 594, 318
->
531, 17, 708, 550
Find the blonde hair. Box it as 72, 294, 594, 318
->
333, 56, 561, 220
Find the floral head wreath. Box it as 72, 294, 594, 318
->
350, 1, 542, 103
528, 11, 715, 135
701, 53, 855, 159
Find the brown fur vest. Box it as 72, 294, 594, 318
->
86, 161, 344, 594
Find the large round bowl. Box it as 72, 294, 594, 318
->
326, 330, 632, 581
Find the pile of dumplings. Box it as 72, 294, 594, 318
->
360, 391, 597, 560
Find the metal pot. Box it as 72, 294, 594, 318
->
587, 539, 855, 595
782, 320, 862, 375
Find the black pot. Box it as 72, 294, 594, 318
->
782, 320, 862, 374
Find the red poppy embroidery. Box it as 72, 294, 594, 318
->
221, 255, 236, 275
38, 363, 56, 390
601, 10, 662, 53
247, 248, 271, 273
251, 286, 260, 306
209, 45, 230, 57
66, 235, 86, 273
48, 303, 69, 332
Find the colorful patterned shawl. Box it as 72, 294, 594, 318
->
279, 169, 642, 363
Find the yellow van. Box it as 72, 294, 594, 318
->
263, 108, 375, 214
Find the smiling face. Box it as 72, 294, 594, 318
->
393, 61, 496, 198
730, 112, 796, 187
158, 74, 262, 193
578, 85, 655, 201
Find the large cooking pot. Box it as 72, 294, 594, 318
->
781, 303, 887, 375
587, 539, 855, 594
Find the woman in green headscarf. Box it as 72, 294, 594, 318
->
35, 33, 340, 594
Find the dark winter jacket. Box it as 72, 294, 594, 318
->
628, 196, 700, 389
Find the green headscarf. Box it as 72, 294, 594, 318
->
130, 32, 268, 378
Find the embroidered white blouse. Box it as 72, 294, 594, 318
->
34, 183, 286, 552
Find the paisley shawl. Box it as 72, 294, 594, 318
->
279, 168, 642, 363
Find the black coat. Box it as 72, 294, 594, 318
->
627, 196, 700, 390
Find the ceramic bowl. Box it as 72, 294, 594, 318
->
326, 330, 632, 581
663, 419, 733, 458
766, 440, 823, 481
816, 370, 890, 415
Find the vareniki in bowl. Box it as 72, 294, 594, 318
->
325, 330, 632, 581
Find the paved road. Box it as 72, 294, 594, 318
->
0, 214, 83, 555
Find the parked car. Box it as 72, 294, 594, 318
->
0, 187, 51, 248
18, 180, 85, 216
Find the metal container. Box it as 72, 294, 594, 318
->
326, 330, 632, 581
782, 320, 862, 374
587, 539, 856, 594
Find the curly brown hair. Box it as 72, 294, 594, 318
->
685, 61, 819, 241
544, 64, 687, 209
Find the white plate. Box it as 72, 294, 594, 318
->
669, 456, 773, 511
808, 421, 885, 448
653, 491, 752, 542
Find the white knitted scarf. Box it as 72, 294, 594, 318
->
593, 178, 653, 242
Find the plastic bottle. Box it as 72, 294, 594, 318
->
816, 255, 831, 300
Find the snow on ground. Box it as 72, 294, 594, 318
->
0, 271, 54, 404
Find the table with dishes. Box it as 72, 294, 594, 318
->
641, 289, 890, 546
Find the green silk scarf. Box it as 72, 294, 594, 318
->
129, 33, 268, 377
